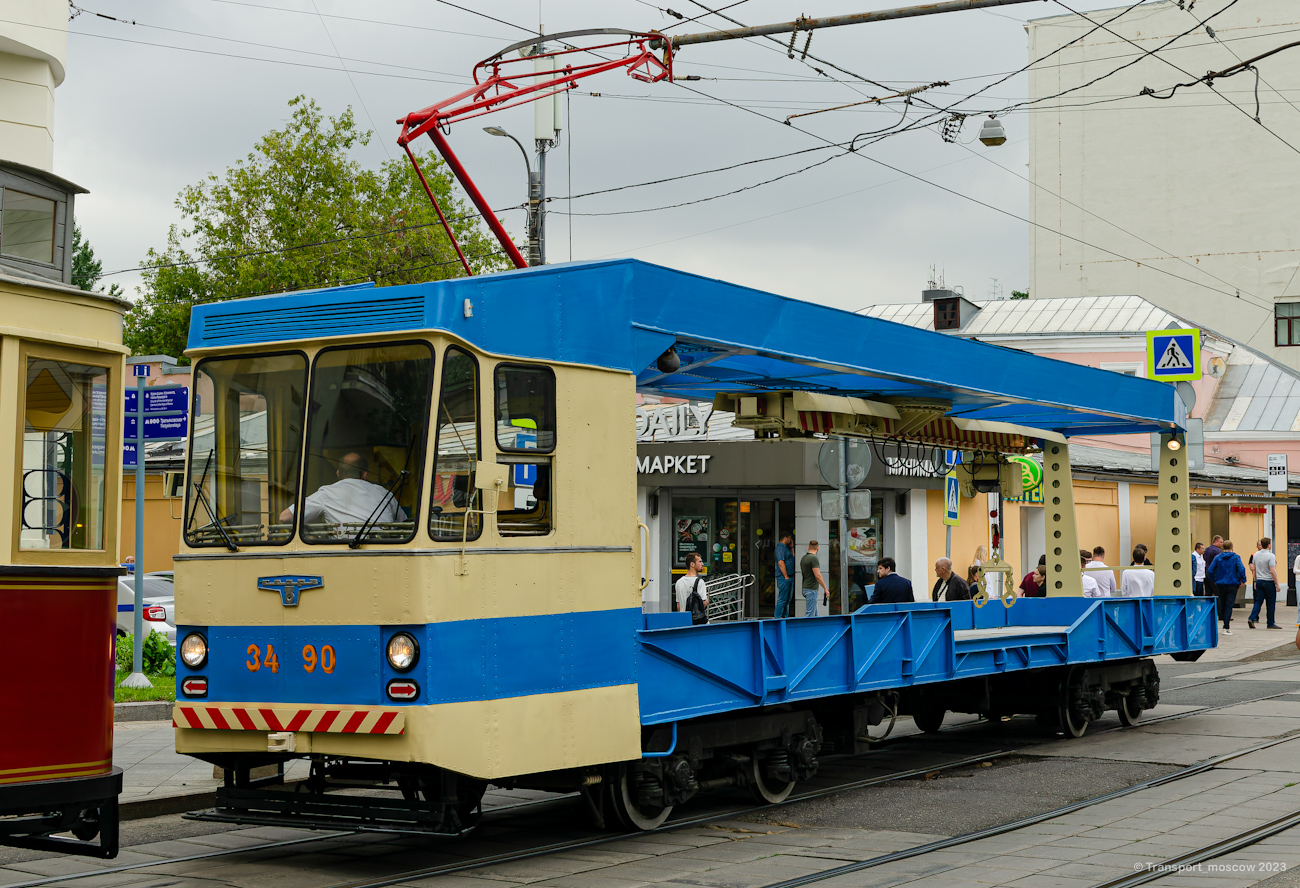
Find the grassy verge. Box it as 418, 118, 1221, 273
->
114, 671, 176, 703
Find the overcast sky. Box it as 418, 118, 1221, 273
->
54, 0, 1134, 311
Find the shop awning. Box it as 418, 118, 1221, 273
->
188, 258, 1184, 437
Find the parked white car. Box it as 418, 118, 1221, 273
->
117, 575, 176, 645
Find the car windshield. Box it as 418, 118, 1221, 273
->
186, 353, 307, 546
119, 577, 177, 597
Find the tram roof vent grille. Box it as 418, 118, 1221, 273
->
197, 292, 426, 345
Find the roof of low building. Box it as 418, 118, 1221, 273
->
864, 295, 1182, 338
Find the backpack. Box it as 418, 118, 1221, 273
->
685, 578, 709, 625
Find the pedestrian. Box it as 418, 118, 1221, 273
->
1085, 546, 1117, 598
1080, 549, 1102, 597
1132, 543, 1153, 566
774, 531, 796, 619
966, 565, 983, 599
1120, 547, 1156, 597
1192, 542, 1206, 596
931, 557, 971, 601
868, 557, 915, 603
1247, 537, 1282, 629
1203, 535, 1224, 609
675, 552, 709, 624
1207, 539, 1246, 635
1019, 556, 1046, 598
800, 540, 829, 617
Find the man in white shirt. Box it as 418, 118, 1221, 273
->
1120, 547, 1156, 597
675, 552, 708, 619
1085, 546, 1116, 598
279, 453, 399, 527
1080, 549, 1102, 598
1192, 542, 1207, 596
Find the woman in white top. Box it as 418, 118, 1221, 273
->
1080, 549, 1102, 598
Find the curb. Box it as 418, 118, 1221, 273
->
1242, 638, 1300, 663
121, 790, 215, 821
115, 700, 173, 722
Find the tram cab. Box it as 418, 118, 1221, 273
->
0, 204, 128, 857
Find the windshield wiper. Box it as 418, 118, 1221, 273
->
350, 470, 409, 549
188, 449, 238, 552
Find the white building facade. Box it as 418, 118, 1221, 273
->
1026, 1, 1300, 370
0, 1, 67, 172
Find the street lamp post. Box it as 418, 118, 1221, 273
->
484, 126, 543, 266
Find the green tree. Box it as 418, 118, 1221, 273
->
1010, 289, 1029, 300
125, 96, 509, 359
70, 223, 124, 297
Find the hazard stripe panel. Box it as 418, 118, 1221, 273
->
172, 705, 405, 734
0, 760, 112, 785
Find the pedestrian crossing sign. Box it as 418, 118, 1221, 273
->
943, 471, 960, 527
1146, 328, 1201, 381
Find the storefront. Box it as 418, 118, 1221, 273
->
636, 429, 942, 616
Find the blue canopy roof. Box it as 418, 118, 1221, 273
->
187, 258, 1184, 437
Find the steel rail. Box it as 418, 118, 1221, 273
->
751, 729, 1300, 888
664, 0, 1047, 49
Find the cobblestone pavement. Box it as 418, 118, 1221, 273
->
4, 651, 1300, 888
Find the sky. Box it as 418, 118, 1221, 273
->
51, 0, 1138, 312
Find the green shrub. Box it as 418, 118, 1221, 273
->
116, 630, 176, 676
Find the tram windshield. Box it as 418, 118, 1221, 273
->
20, 357, 109, 550
186, 353, 306, 546
296, 342, 432, 544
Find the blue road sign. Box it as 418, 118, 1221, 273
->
124, 413, 188, 440
1147, 329, 1201, 381
513, 431, 537, 487
132, 364, 149, 377
943, 472, 960, 527
124, 441, 137, 468
126, 386, 188, 413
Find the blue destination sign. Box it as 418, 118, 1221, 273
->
124, 414, 189, 441
125, 386, 188, 413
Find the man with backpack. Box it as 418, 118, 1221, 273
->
675, 552, 710, 624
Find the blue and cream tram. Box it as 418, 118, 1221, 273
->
171, 260, 1215, 834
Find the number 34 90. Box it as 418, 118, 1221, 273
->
246, 644, 335, 674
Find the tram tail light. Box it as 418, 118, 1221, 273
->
144, 606, 167, 621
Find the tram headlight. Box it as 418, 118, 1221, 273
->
180, 633, 208, 669
386, 632, 419, 672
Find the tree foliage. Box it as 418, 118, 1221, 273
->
124, 97, 510, 359
70, 223, 123, 297
1010, 289, 1029, 300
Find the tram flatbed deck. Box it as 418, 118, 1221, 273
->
635, 597, 1216, 725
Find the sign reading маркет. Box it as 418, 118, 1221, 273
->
638, 454, 713, 474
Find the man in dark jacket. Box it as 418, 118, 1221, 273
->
1207, 539, 1245, 636
868, 557, 915, 604
931, 557, 972, 601
1203, 535, 1224, 608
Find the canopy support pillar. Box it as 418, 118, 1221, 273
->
1155, 433, 1192, 595
1043, 440, 1082, 597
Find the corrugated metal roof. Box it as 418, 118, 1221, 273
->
1203, 351, 1300, 433
1069, 443, 1298, 486
861, 295, 1183, 337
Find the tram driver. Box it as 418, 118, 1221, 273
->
278, 452, 399, 527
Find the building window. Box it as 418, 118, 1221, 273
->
1277, 303, 1300, 346
934, 298, 960, 331
2, 189, 56, 264
1099, 361, 1143, 378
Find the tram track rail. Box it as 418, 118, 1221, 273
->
9, 677, 1293, 888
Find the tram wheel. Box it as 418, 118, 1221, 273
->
912, 706, 945, 734
456, 779, 486, 833
1056, 704, 1088, 738
1117, 695, 1144, 727
748, 752, 796, 804
609, 769, 672, 831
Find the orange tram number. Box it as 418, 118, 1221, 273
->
246, 644, 335, 674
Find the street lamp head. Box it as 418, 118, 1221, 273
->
978, 115, 1007, 147
483, 126, 510, 137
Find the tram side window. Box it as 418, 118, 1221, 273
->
296, 343, 433, 545
430, 347, 482, 542
186, 353, 306, 547
20, 358, 108, 550
494, 364, 555, 537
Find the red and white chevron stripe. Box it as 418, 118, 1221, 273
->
172, 704, 405, 735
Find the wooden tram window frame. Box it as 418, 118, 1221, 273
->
11, 339, 122, 566
184, 349, 309, 548
299, 339, 435, 546
491, 361, 556, 538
